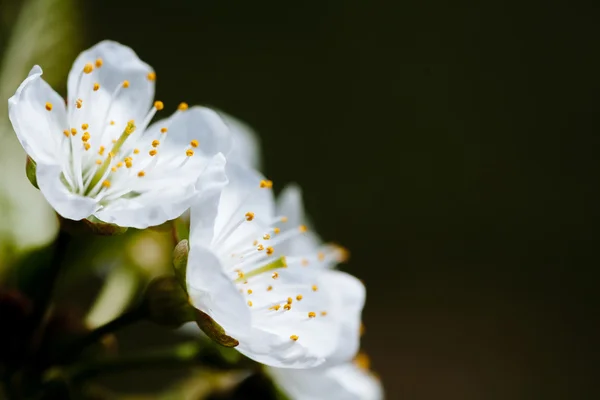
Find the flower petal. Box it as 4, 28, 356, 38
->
268, 362, 384, 400
217, 110, 262, 170
187, 244, 251, 338
67, 40, 154, 142
8, 66, 67, 165
36, 162, 99, 220
276, 183, 322, 255
95, 153, 227, 229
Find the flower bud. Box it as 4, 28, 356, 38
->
172, 239, 189, 289
142, 276, 196, 328
25, 155, 38, 189
58, 215, 128, 236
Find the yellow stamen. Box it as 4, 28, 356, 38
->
93, 83, 100, 91
133, 148, 140, 154
110, 120, 115, 125
122, 80, 130, 88
321, 311, 328, 316
269, 304, 281, 311
296, 294, 303, 301
137, 171, 145, 177
281, 216, 288, 223
98, 146, 105, 155
111, 167, 117, 172
274, 227, 281, 234
76, 99, 82, 109
84, 143, 91, 151
83, 63, 93, 74
152, 140, 160, 147
247, 301, 253, 307
154, 101, 164, 110
266, 247, 274, 255
63, 130, 70, 137
125, 160, 133, 168
71, 128, 77, 136
95, 159, 102, 165
81, 123, 89, 130
147, 72, 156, 81
82, 132, 90, 142
190, 139, 199, 148
160, 127, 168, 133
284, 304, 292, 311
186, 149, 194, 157
149, 149, 158, 156
312, 285, 318, 292
247, 289, 253, 294
178, 102, 188, 111
272, 272, 279, 279
308, 311, 316, 318
245, 212, 254, 221
267, 285, 273, 291
354, 353, 371, 370
287, 297, 293, 305
290, 335, 299, 341
299, 225, 308, 233
116, 162, 124, 168
257, 244, 264, 251
45, 102, 52, 111
102, 180, 111, 188
263, 234, 271, 240
95, 58, 103, 68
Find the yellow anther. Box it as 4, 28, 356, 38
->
133, 148, 140, 154
152, 140, 160, 147
95, 159, 102, 165
122, 80, 130, 88
287, 297, 293, 305
116, 162, 124, 168
147, 72, 156, 81
252, 240, 258, 246
108, 151, 115, 158
336, 245, 350, 262
185, 149, 194, 157
93, 83, 100, 91
354, 353, 371, 371
281, 216, 288, 223
111, 166, 117, 172
178, 102, 188, 111
274, 227, 281, 234
320, 311, 328, 316
269, 304, 281, 311
84, 143, 91, 151
318, 252, 325, 261
190, 139, 199, 148
149, 149, 158, 156
137, 170, 145, 177
272, 272, 279, 279
312, 285, 318, 292
245, 212, 254, 221
112, 139, 117, 144
247, 301, 253, 307
236, 270, 244, 279
95, 58, 103, 68
283, 304, 292, 311
125, 160, 133, 168
257, 244, 264, 251
296, 294, 303, 301
82, 132, 90, 142
259, 180, 270, 188
308, 311, 316, 318
267, 285, 273, 291
81, 123, 89, 130
45, 102, 53, 111
102, 180, 111, 188
160, 127, 168, 133
247, 289, 253, 294
125, 120, 136, 135
290, 335, 299, 341
76, 99, 82, 108
83, 63, 93, 74
266, 247, 274, 255
301, 258, 309, 267
299, 225, 308, 233
154, 101, 164, 110
71, 128, 78, 136
124, 157, 132, 162
63, 130, 70, 137
98, 146, 105, 155
110, 120, 115, 125
263, 234, 271, 240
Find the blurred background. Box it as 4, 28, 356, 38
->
1, 0, 599, 399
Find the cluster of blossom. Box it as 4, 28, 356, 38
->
8, 41, 383, 400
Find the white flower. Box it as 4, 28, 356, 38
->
8, 40, 230, 228
268, 353, 383, 400
186, 164, 365, 368
218, 111, 262, 170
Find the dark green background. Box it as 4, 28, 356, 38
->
82, 1, 598, 399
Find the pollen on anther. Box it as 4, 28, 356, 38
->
272, 272, 279, 279
178, 102, 188, 111
122, 80, 130, 88
252, 240, 258, 246
266, 247, 274, 255
110, 120, 115, 125
116, 162, 124, 168
281, 216, 288, 223
299, 225, 308, 233
81, 123, 89, 130
321, 311, 328, 316
152, 140, 160, 148
137, 171, 145, 177
76, 99, 82, 109
186, 149, 194, 157
263, 234, 271, 240
147, 72, 156, 81
111, 167, 117, 172
126, 160, 133, 168
160, 127, 168, 133
257, 244, 264, 251
284, 304, 292, 311
274, 227, 281, 234
154, 101, 164, 110
312, 285, 318, 292
95, 159, 102, 165
270, 304, 281, 311
267, 285, 273, 291
296, 294, 303, 301
93, 83, 100, 91
301, 259, 309, 267
308, 311, 316, 318
102, 180, 111, 188
245, 212, 255, 221
149, 149, 158, 156
287, 297, 293, 305
71, 128, 78, 136
45, 102, 53, 111
133, 148, 140, 154
290, 335, 299, 341
63, 130, 70, 137
259, 180, 273, 188
237, 270, 244, 279
84, 143, 91, 151
190, 139, 199, 148
247, 289, 253, 294
318, 252, 325, 261
95, 58, 103, 68
83, 63, 93, 74
247, 301, 253, 307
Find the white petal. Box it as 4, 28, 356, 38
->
36, 162, 99, 220
8, 66, 67, 165
67, 40, 154, 139
320, 270, 366, 366
187, 244, 251, 338
276, 184, 322, 255
95, 153, 227, 229
268, 362, 384, 400
217, 110, 262, 170
147, 106, 232, 159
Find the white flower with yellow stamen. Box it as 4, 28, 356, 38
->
268, 352, 384, 400
8, 40, 230, 228
186, 164, 365, 368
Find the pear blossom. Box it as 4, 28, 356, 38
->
8, 40, 230, 228
186, 164, 365, 368
268, 353, 384, 400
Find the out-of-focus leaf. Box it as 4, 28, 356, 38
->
0, 0, 81, 272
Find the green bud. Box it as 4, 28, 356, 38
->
143, 276, 196, 328
25, 155, 38, 189
58, 215, 128, 236
173, 239, 189, 290
195, 309, 239, 348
